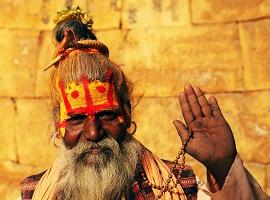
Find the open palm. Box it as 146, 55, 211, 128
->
174, 84, 237, 169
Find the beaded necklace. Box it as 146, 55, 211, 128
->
141, 133, 193, 199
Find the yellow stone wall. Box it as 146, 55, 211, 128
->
1, 0, 270, 198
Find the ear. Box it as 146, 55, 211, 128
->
54, 121, 61, 134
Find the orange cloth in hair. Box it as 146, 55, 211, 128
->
64, 48, 101, 57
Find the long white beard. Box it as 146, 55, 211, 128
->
55, 134, 142, 200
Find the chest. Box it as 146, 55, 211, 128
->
21, 164, 198, 200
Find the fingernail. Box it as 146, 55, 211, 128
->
194, 86, 200, 93
180, 92, 185, 97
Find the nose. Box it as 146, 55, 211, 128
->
82, 116, 105, 142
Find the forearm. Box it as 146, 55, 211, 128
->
206, 155, 270, 200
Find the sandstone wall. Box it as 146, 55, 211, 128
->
1, 0, 270, 199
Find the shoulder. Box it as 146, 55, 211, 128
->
20, 170, 47, 200
21, 170, 47, 187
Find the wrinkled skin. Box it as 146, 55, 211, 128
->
63, 108, 126, 149
174, 84, 237, 188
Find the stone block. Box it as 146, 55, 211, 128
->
15, 99, 57, 167
0, 98, 16, 161
214, 91, 270, 163
85, 0, 121, 29
0, 160, 43, 200
35, 31, 55, 97
0, 0, 88, 30
38, 0, 88, 30
98, 25, 242, 96
0, 0, 119, 30
240, 19, 270, 90
133, 97, 184, 161
122, 0, 190, 28
191, 0, 270, 23
0, 160, 43, 183
38, 0, 120, 30
0, 0, 43, 29
96, 29, 126, 65
0, 29, 39, 97
244, 162, 266, 188
0, 181, 20, 200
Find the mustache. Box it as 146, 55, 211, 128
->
71, 137, 119, 164
76, 147, 113, 164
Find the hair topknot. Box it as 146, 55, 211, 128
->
53, 6, 97, 43
54, 6, 93, 30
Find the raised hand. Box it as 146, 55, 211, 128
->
173, 84, 237, 187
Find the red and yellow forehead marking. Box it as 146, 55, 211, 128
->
58, 76, 122, 136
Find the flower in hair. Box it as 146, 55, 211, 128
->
54, 6, 93, 30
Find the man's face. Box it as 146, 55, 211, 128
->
55, 79, 140, 199
63, 106, 126, 149
57, 76, 127, 149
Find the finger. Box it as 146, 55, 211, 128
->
184, 84, 203, 118
179, 92, 194, 124
193, 86, 212, 117
208, 96, 224, 118
173, 120, 190, 144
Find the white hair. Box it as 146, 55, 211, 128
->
54, 134, 142, 200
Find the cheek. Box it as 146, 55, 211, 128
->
62, 119, 127, 148
102, 121, 126, 143
63, 126, 83, 148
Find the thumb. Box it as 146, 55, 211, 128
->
173, 120, 189, 144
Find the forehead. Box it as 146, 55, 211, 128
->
59, 76, 119, 121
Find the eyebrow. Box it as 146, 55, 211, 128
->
95, 108, 121, 115
67, 106, 121, 118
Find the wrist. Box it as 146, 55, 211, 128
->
206, 153, 237, 188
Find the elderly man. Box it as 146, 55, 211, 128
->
20, 7, 269, 200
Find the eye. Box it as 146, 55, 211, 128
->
67, 114, 87, 125
96, 110, 118, 121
